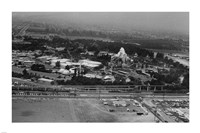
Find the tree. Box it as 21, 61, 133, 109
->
141, 64, 144, 69
22, 69, 28, 76
31, 64, 46, 72
51, 81, 54, 85
156, 52, 164, 59
56, 61, 60, 68
65, 65, 70, 70
73, 68, 77, 77
18, 62, 22, 65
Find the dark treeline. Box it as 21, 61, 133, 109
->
61, 29, 184, 51
12, 36, 155, 58
12, 36, 48, 51
12, 70, 40, 79
74, 39, 154, 58
31, 64, 52, 73
123, 39, 181, 50
56, 76, 142, 85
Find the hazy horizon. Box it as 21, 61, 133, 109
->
13, 12, 189, 35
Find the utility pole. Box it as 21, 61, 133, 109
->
74, 88, 77, 98
98, 87, 101, 99
163, 89, 166, 100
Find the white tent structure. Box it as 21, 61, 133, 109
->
78, 59, 102, 68
50, 58, 71, 66
50, 58, 101, 68
103, 75, 115, 82
58, 68, 75, 75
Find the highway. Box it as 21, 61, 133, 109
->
17, 24, 30, 36
12, 88, 189, 123
12, 91, 189, 99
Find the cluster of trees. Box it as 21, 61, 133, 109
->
149, 79, 164, 85
149, 70, 189, 90
155, 54, 188, 70
56, 76, 142, 85
31, 64, 51, 73
163, 85, 188, 92
12, 36, 158, 60
12, 72, 24, 78
56, 76, 103, 85
129, 39, 180, 50
153, 73, 180, 84
12, 69, 40, 79
156, 52, 164, 59
12, 36, 48, 51
182, 73, 189, 89
73, 39, 155, 58
12, 43, 45, 51
96, 55, 111, 66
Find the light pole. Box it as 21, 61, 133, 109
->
98, 87, 101, 99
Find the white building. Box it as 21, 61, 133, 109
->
79, 59, 102, 68
103, 75, 115, 82
58, 68, 75, 75
38, 78, 54, 85
83, 73, 103, 79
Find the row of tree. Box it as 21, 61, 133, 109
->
31, 64, 52, 73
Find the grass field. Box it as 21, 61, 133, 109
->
12, 98, 155, 122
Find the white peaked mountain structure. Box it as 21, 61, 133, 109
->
111, 47, 130, 63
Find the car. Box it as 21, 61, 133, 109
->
132, 109, 136, 112
137, 112, 144, 115
109, 109, 115, 112
103, 102, 108, 105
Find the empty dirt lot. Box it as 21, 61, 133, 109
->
12, 98, 155, 122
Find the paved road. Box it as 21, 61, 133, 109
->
12, 92, 189, 99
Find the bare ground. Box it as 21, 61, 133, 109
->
12, 98, 155, 122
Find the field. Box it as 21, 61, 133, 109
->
12, 98, 155, 122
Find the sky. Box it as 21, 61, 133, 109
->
13, 12, 189, 35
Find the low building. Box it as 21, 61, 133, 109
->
58, 68, 75, 75
38, 56, 58, 63
82, 51, 95, 56
79, 59, 102, 68
38, 78, 54, 85
23, 60, 35, 66
103, 75, 115, 82
87, 51, 95, 56
113, 101, 127, 107
56, 47, 65, 51
50, 58, 71, 66
83, 73, 103, 79
98, 51, 108, 56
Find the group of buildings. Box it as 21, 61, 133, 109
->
12, 46, 187, 86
